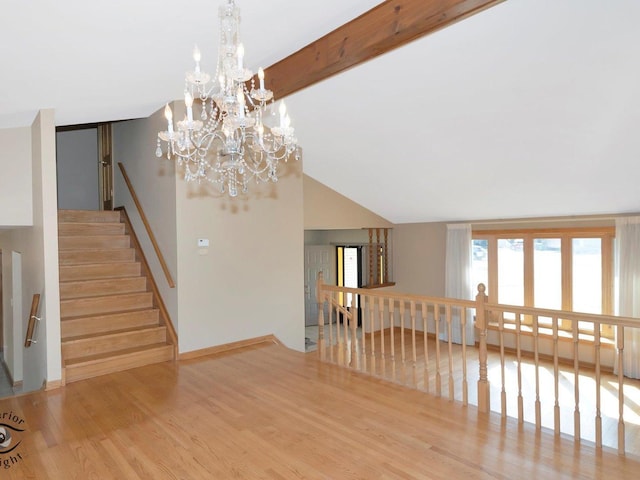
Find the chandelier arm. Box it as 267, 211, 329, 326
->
156, 0, 300, 197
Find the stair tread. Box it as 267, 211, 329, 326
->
60, 307, 159, 322
63, 325, 166, 343
60, 291, 152, 302
64, 343, 172, 367
61, 307, 160, 321
60, 277, 145, 286
59, 235, 131, 250
58, 209, 175, 383
61, 309, 160, 338
60, 261, 139, 267
58, 221, 124, 226
59, 248, 134, 255
58, 210, 121, 222
59, 262, 142, 281
60, 277, 147, 300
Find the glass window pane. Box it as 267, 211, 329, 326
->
573, 238, 601, 331
534, 238, 562, 311
472, 239, 488, 296
498, 238, 524, 307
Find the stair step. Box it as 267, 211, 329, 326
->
59, 262, 141, 282
64, 344, 174, 384
61, 309, 160, 338
57, 209, 176, 384
59, 222, 125, 236
62, 326, 167, 360
59, 248, 136, 265
61, 292, 153, 318
59, 235, 131, 250
58, 210, 122, 224
60, 277, 147, 300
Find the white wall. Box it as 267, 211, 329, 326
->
176, 157, 305, 352
0, 109, 61, 391
112, 103, 305, 354
112, 107, 179, 326
304, 175, 392, 230
0, 250, 22, 382
57, 128, 99, 210
0, 127, 32, 226
35, 110, 62, 388
393, 222, 447, 297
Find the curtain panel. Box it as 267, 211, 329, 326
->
615, 216, 640, 379
443, 224, 474, 345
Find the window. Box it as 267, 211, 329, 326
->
472, 228, 614, 337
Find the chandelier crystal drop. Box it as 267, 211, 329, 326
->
156, 0, 300, 197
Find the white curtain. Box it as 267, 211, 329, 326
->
442, 224, 474, 345
615, 217, 640, 379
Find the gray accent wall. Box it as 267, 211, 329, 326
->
56, 128, 99, 211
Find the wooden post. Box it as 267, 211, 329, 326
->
384, 228, 389, 284
572, 319, 581, 443
475, 283, 490, 414
422, 301, 430, 393
594, 322, 602, 448
368, 228, 374, 287
376, 228, 381, 285
317, 271, 325, 359
350, 294, 358, 368
434, 303, 442, 397
617, 325, 625, 455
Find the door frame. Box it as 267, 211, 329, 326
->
98, 123, 114, 210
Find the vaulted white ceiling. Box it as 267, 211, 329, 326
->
2, 0, 639, 224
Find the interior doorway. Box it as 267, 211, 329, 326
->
56, 123, 113, 211
304, 245, 333, 326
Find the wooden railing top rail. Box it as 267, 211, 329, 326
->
318, 283, 476, 309
484, 302, 640, 328
117, 162, 175, 288
319, 280, 640, 329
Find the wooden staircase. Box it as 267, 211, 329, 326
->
58, 209, 176, 383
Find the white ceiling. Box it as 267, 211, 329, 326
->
2, 0, 640, 224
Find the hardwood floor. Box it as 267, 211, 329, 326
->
318, 326, 640, 455
0, 341, 639, 479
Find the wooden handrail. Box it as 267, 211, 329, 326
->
24, 293, 41, 347
117, 162, 175, 288
118, 207, 179, 357
319, 282, 476, 309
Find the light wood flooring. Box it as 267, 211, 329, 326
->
318, 326, 640, 456
0, 341, 639, 478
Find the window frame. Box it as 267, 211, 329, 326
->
472, 227, 615, 338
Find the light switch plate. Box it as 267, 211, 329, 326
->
198, 238, 209, 247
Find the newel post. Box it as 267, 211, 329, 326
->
475, 283, 490, 414
317, 271, 325, 359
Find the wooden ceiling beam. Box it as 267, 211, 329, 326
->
264, 0, 505, 100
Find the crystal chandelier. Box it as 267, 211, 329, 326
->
156, 0, 300, 197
